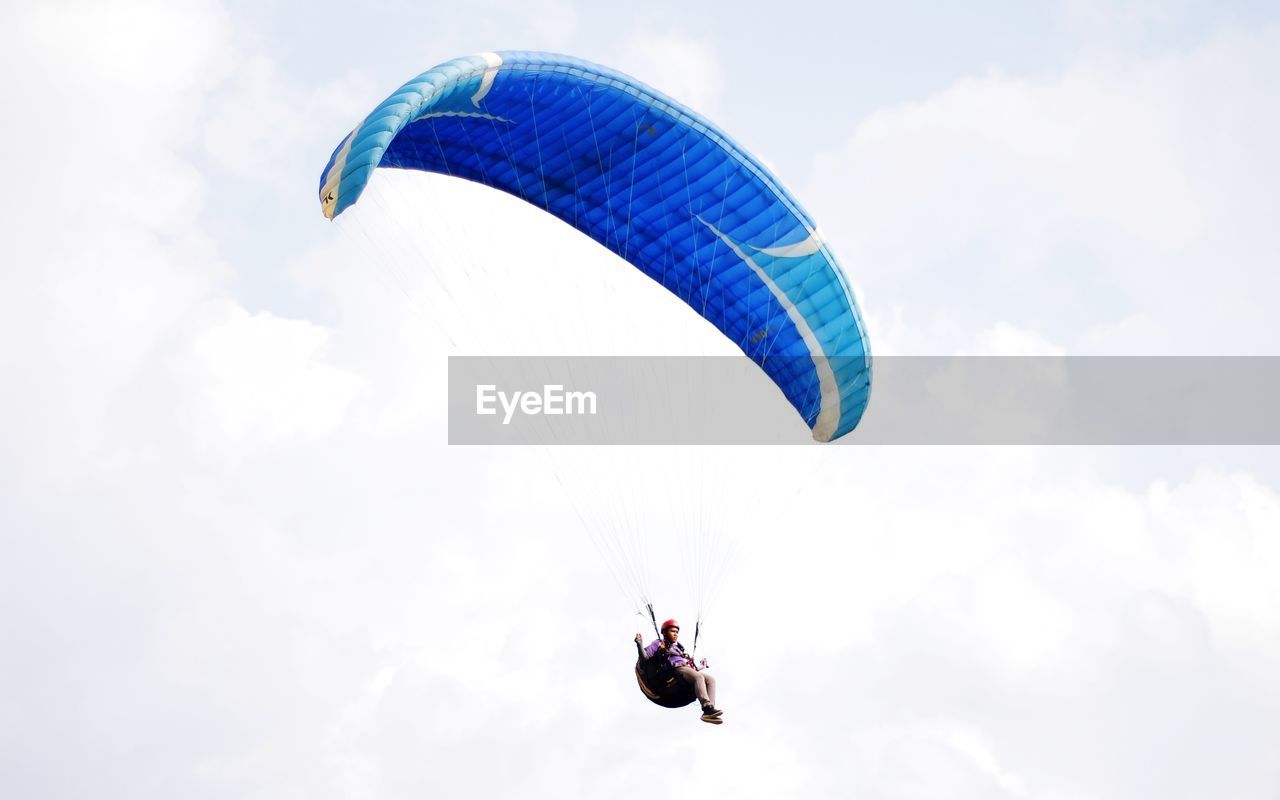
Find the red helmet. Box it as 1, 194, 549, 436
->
661, 619, 680, 633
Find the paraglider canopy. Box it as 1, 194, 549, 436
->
319, 50, 871, 441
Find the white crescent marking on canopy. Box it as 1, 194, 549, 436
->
471, 52, 503, 107
749, 229, 825, 258
696, 217, 841, 441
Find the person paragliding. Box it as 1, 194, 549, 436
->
635, 619, 722, 724
321, 50, 875, 724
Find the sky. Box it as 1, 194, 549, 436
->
2, 0, 1280, 797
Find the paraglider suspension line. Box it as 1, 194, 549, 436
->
645, 602, 661, 639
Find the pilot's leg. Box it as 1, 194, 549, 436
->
675, 666, 710, 706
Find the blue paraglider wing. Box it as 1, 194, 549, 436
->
319, 51, 871, 440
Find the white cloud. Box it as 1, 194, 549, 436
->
805, 25, 1280, 354
174, 303, 363, 456
203, 54, 376, 190
4, 4, 1280, 799
617, 32, 725, 119
724, 449, 1280, 798
967, 322, 1066, 356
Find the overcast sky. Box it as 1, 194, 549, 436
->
3, 1, 1280, 797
